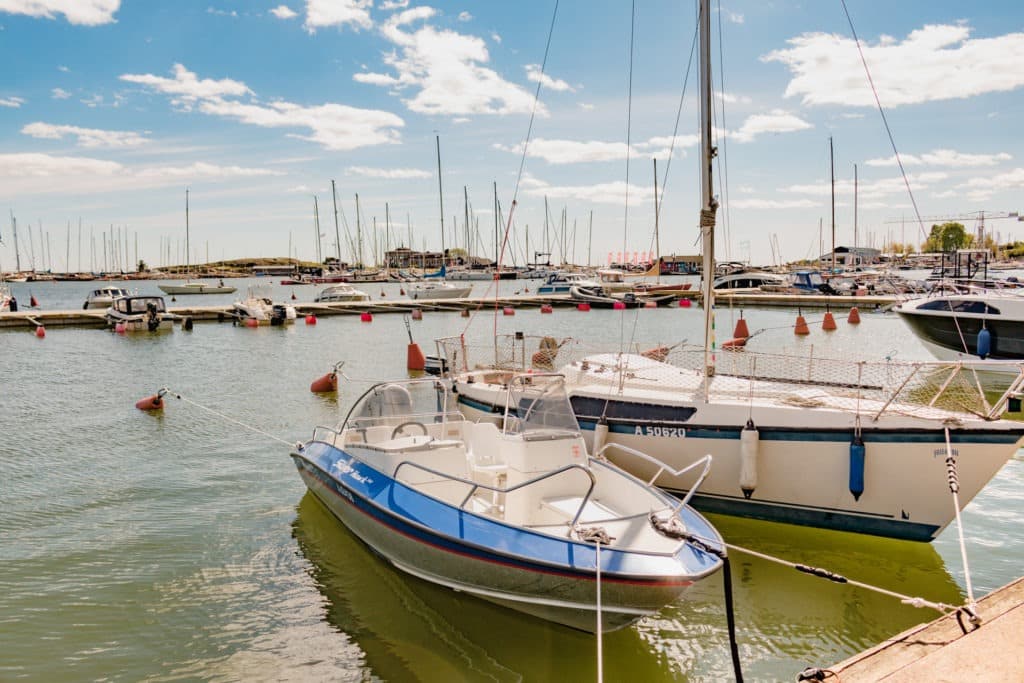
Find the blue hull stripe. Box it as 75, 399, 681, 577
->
457, 395, 1024, 444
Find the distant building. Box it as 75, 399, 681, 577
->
660, 254, 701, 274
819, 246, 882, 269
386, 247, 444, 269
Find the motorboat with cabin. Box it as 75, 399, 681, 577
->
314, 283, 370, 303
158, 280, 237, 296
83, 286, 132, 310
896, 291, 1024, 361
711, 271, 786, 291
407, 281, 472, 300
569, 284, 674, 308
537, 271, 600, 295
231, 286, 297, 325
289, 375, 724, 632
105, 295, 173, 332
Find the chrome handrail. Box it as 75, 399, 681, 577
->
595, 443, 712, 512
393, 459, 597, 536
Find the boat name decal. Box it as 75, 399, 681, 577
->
333, 459, 374, 485
635, 426, 686, 438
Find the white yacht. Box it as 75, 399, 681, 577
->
83, 286, 132, 310
314, 283, 370, 303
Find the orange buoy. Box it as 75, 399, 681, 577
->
460, 309, 471, 317
34, 325, 46, 338
135, 392, 164, 411
733, 316, 750, 339
360, 312, 373, 322
411, 309, 423, 320
503, 307, 515, 316
400, 287, 405, 296
794, 315, 810, 335
30, 294, 39, 307
245, 317, 259, 328
310, 372, 338, 393
722, 337, 748, 349
305, 314, 317, 325
540, 304, 553, 314
577, 302, 591, 312
407, 342, 426, 371
822, 311, 837, 331
678, 299, 692, 308
641, 345, 670, 362
848, 307, 861, 324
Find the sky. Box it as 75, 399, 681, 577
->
2, 0, 1024, 272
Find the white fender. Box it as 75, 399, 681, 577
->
740, 419, 759, 498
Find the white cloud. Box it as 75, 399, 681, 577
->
765, 24, 1024, 107
0, 95, 24, 107
21, 122, 149, 148
51, 87, 71, 99
355, 7, 541, 116
206, 6, 238, 18
0, 0, 120, 25
286, 184, 312, 193
57, 64, 69, 72
269, 5, 297, 19
122, 63, 405, 151
0, 152, 280, 196
726, 11, 744, 24
346, 165, 431, 179
719, 91, 751, 105
494, 134, 699, 165
730, 198, 818, 209
730, 109, 812, 142
303, 0, 372, 34
959, 168, 1024, 200
80, 94, 103, 107
525, 64, 575, 92
579, 102, 594, 111
457, 11, 471, 22
865, 149, 1012, 168
490, 31, 501, 44
784, 172, 949, 200
120, 63, 251, 106
519, 174, 653, 206
379, 0, 408, 9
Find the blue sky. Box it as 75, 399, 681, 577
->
2, 0, 1024, 271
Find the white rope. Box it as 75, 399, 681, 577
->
595, 540, 603, 683
944, 427, 979, 616
160, 387, 297, 447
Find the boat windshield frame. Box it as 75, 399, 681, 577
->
501, 373, 582, 440
340, 378, 464, 433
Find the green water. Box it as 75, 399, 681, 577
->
1, 278, 1020, 681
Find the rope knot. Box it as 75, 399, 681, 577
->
699, 208, 718, 227
575, 525, 614, 545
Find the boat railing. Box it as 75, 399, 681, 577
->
440, 334, 1024, 422
393, 459, 597, 537
595, 444, 712, 512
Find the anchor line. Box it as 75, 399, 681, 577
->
159, 387, 298, 448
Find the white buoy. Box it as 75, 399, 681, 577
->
739, 419, 759, 499
593, 418, 609, 456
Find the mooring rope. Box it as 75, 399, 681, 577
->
159, 387, 298, 447
944, 427, 981, 627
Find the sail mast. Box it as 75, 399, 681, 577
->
436, 135, 446, 268
698, 0, 719, 382
654, 158, 661, 283
185, 189, 190, 277
830, 137, 836, 274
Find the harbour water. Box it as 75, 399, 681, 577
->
2, 277, 1022, 681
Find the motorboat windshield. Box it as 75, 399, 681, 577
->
503, 374, 581, 440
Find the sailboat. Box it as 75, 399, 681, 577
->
159, 190, 236, 295
443, 0, 1024, 542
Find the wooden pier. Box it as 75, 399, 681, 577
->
0, 291, 901, 330
830, 576, 1024, 681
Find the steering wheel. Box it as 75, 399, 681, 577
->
391, 421, 429, 439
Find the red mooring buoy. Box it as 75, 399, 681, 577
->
305, 314, 317, 325
722, 337, 748, 349
245, 317, 259, 328
794, 315, 810, 335
411, 309, 423, 320
34, 325, 46, 338
503, 307, 515, 316
135, 393, 164, 411
733, 316, 750, 339
612, 301, 626, 310
577, 302, 591, 312
30, 294, 39, 307
407, 343, 426, 371
678, 299, 692, 308
848, 307, 861, 324
822, 311, 837, 331
540, 304, 553, 314
360, 312, 373, 322
291, 292, 297, 300
310, 372, 338, 393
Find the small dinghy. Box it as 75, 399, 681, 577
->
290, 374, 723, 632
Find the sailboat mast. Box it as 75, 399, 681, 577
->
355, 193, 363, 268
653, 158, 661, 282
331, 180, 342, 266
698, 0, 718, 381
436, 135, 446, 267
587, 211, 593, 268
493, 181, 499, 266
11, 212, 20, 272
854, 163, 858, 255
313, 195, 321, 263
830, 137, 836, 273
185, 189, 190, 276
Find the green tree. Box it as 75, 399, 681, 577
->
922, 222, 971, 252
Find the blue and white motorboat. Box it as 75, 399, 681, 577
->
290, 375, 724, 632
537, 271, 600, 295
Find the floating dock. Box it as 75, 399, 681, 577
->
0, 292, 900, 330
830, 576, 1024, 681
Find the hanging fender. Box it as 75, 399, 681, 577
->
739, 419, 759, 499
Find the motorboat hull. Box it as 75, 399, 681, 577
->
292, 441, 716, 632
897, 304, 1024, 360
159, 282, 237, 295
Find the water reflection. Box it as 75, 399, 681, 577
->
291, 492, 686, 682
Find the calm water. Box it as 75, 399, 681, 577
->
2, 277, 1021, 681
